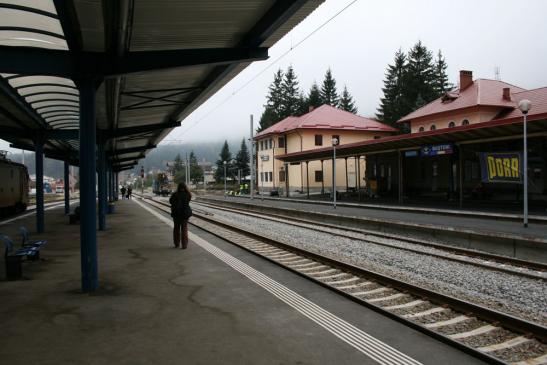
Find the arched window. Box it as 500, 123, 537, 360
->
418, 126, 425, 132
462, 119, 470, 126
430, 124, 436, 131
448, 121, 455, 128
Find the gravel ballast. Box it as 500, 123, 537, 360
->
196, 204, 547, 325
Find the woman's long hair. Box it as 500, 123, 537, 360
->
177, 182, 192, 201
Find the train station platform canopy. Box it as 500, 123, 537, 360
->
0, 0, 323, 292
276, 112, 547, 163
0, 0, 322, 171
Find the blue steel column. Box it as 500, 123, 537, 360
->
97, 141, 107, 229
35, 136, 44, 233
78, 77, 98, 292
64, 160, 70, 215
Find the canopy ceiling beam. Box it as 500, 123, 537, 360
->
106, 145, 156, 157
0, 46, 268, 78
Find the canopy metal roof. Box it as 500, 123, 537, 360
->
277, 113, 547, 163
0, 0, 323, 171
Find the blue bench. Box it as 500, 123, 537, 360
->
1, 228, 47, 280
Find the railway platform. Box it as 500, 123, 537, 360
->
0, 200, 485, 364
199, 195, 547, 263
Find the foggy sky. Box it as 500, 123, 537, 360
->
2, 0, 547, 153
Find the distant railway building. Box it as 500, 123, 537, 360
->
254, 105, 396, 195
276, 71, 547, 207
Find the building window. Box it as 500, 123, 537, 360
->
268, 172, 272, 182
315, 134, 323, 146
430, 124, 436, 131
259, 141, 263, 151
418, 126, 425, 132
448, 121, 455, 128
332, 135, 340, 145
279, 170, 286, 182
462, 119, 470, 126
374, 135, 381, 139
315, 170, 323, 182
278, 136, 285, 148
260, 172, 264, 182
269, 139, 273, 149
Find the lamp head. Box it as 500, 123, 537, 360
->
223, 160, 227, 165
331, 137, 339, 146
518, 99, 532, 114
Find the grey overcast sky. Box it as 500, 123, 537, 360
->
163, 0, 547, 145
2, 0, 547, 153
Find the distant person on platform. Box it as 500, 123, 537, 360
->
120, 186, 126, 200
169, 182, 192, 249
127, 186, 132, 199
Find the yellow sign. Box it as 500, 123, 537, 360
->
480, 153, 521, 183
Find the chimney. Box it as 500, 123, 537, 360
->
502, 87, 511, 101
459, 70, 473, 90
308, 105, 315, 113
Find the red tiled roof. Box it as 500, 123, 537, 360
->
398, 79, 526, 123
255, 104, 396, 138
498, 87, 547, 120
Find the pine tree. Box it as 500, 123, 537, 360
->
376, 49, 407, 128
280, 65, 301, 119
320, 68, 339, 107
296, 91, 308, 116
189, 151, 203, 184
172, 153, 185, 183
235, 139, 250, 178
339, 85, 357, 113
433, 50, 450, 95
214, 140, 233, 182
258, 69, 284, 132
307, 81, 322, 110
405, 41, 436, 109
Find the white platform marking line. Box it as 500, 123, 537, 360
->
135, 199, 423, 365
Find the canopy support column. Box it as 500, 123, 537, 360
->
458, 144, 464, 209
115, 173, 119, 200
398, 150, 403, 205
321, 160, 324, 195
35, 135, 44, 233
306, 161, 309, 199
345, 157, 348, 192
285, 163, 289, 197
97, 141, 107, 229
64, 160, 70, 215
78, 76, 98, 293
357, 156, 361, 201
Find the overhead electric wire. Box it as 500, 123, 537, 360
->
165, 0, 359, 144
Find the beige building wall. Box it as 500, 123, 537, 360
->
409, 108, 502, 133
256, 129, 386, 194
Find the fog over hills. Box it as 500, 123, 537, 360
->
6, 139, 246, 178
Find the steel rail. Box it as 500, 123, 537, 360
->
137, 195, 547, 365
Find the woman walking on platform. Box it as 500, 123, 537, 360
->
169, 182, 192, 249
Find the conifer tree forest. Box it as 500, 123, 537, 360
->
376, 41, 451, 131
257, 66, 358, 132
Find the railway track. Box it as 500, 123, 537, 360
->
137, 195, 547, 365
194, 198, 547, 280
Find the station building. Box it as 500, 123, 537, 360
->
277, 71, 547, 210
254, 105, 396, 195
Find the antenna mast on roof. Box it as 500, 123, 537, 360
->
494, 66, 501, 81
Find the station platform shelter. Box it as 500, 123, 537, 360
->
277, 114, 547, 213
0, 200, 485, 365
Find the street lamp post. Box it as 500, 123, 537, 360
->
223, 160, 227, 197
332, 137, 339, 209
518, 99, 532, 227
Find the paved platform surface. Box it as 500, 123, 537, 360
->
210, 195, 547, 239
0, 200, 485, 364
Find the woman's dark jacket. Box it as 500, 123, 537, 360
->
169, 191, 192, 220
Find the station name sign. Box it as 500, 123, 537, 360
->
479, 152, 522, 183
421, 143, 453, 157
